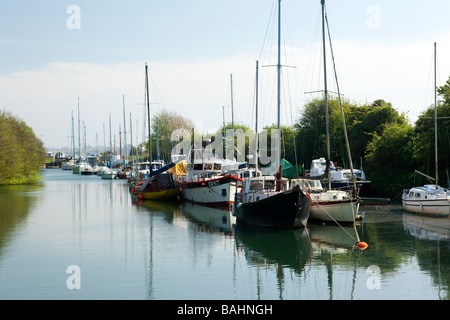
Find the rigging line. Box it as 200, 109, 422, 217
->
312, 200, 359, 243
324, 9, 357, 194
148, 71, 166, 110
258, 0, 277, 61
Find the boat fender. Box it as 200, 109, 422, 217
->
355, 242, 368, 250
138, 194, 144, 200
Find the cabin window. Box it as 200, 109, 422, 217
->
264, 180, 275, 190
249, 180, 263, 191
193, 164, 203, 170
214, 163, 221, 170
204, 163, 213, 170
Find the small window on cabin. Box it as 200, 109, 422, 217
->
264, 180, 275, 190
214, 163, 221, 170
249, 180, 263, 191
194, 164, 203, 170
204, 163, 213, 170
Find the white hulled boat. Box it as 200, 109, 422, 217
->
402, 43, 450, 217
178, 148, 243, 208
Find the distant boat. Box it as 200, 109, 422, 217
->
102, 113, 116, 180
309, 157, 371, 196
62, 161, 75, 170
72, 162, 85, 174
101, 167, 116, 180
402, 43, 450, 217
80, 163, 94, 175
131, 63, 179, 201
134, 173, 179, 200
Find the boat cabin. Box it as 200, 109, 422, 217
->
291, 178, 324, 193
403, 185, 449, 200
309, 158, 335, 177
309, 157, 366, 181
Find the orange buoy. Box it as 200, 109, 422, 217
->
355, 242, 368, 250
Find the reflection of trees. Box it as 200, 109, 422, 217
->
0, 185, 41, 256
359, 218, 412, 272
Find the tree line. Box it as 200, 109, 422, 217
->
0, 110, 46, 185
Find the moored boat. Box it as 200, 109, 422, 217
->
401, 43, 450, 217
293, 178, 359, 223
233, 176, 311, 228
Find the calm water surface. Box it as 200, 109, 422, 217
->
0, 169, 449, 300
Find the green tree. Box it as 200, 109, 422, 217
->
145, 109, 195, 162
0, 110, 46, 185
365, 122, 416, 199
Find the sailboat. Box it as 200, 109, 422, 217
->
102, 113, 117, 180
402, 42, 450, 217
232, 0, 311, 228
302, 0, 359, 224
72, 97, 85, 174
132, 63, 179, 201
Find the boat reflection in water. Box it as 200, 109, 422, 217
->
403, 213, 450, 241
179, 202, 235, 235
233, 224, 312, 276
309, 223, 362, 252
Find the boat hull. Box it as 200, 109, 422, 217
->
402, 186, 450, 217
309, 200, 358, 223
402, 199, 450, 217
233, 187, 310, 228
178, 175, 241, 207
139, 188, 180, 201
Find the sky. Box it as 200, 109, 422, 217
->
1, 0, 450, 151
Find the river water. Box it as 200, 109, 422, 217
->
0, 169, 449, 300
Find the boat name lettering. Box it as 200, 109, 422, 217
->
208, 181, 220, 187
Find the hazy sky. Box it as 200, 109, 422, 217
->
1, 0, 450, 150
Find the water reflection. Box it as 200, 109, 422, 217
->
403, 213, 450, 241
403, 213, 450, 300
233, 225, 311, 275
133, 199, 180, 224
180, 202, 235, 235
2, 169, 449, 299
0, 184, 42, 252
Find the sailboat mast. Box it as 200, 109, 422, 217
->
230, 74, 235, 131
77, 97, 81, 162
434, 42, 438, 189
109, 113, 112, 167
321, 0, 331, 190
277, 0, 281, 172
255, 60, 259, 172
145, 63, 153, 175
71, 110, 75, 159
123, 94, 128, 164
